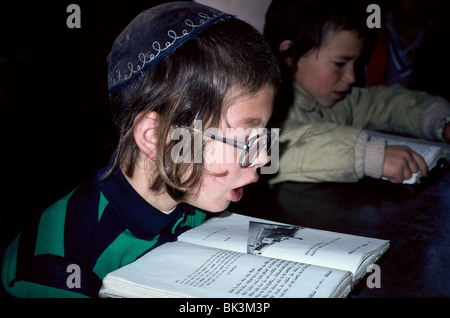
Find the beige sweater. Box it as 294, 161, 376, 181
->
269, 82, 450, 184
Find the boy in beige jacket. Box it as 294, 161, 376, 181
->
264, 0, 450, 184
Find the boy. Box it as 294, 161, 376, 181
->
264, 0, 450, 184
1, 1, 280, 297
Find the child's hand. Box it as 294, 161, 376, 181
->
383, 145, 428, 183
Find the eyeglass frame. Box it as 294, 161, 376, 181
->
173, 123, 280, 168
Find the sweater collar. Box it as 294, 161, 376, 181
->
292, 81, 317, 111
98, 166, 194, 240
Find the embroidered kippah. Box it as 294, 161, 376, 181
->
107, 1, 233, 93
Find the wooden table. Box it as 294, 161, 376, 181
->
229, 159, 450, 297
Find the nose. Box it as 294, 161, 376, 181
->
248, 149, 270, 169
343, 64, 356, 84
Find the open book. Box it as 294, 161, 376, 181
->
100, 212, 389, 298
370, 131, 448, 184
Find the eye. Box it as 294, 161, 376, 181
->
241, 128, 259, 144
334, 61, 346, 68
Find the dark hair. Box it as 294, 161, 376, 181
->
264, 0, 374, 123
107, 17, 280, 201
265, 0, 372, 66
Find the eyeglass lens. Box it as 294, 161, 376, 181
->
240, 134, 272, 167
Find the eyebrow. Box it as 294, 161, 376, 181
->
239, 118, 265, 127
335, 55, 356, 61
223, 116, 266, 131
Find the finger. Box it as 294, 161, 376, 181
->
389, 175, 403, 184
402, 163, 413, 181
400, 149, 424, 180
388, 166, 405, 183
411, 152, 428, 177
389, 177, 401, 184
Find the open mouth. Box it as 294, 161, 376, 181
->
230, 177, 258, 202
334, 86, 352, 99
231, 187, 244, 202
333, 90, 350, 99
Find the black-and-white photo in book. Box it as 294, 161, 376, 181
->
99, 212, 389, 298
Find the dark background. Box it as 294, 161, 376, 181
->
0, 1, 180, 247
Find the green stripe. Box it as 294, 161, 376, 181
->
2, 234, 20, 292
95, 210, 206, 281
93, 230, 159, 280
171, 216, 185, 234
34, 190, 75, 257
98, 192, 109, 222
7, 281, 88, 298
2, 235, 88, 298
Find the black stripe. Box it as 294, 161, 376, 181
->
85, 204, 126, 269
14, 216, 41, 279
10, 254, 102, 297
64, 176, 101, 262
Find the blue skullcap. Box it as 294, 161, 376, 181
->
107, 1, 233, 93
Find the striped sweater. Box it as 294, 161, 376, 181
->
1, 164, 206, 297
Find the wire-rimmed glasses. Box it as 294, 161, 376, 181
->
174, 123, 280, 168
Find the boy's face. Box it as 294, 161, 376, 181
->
186, 85, 275, 212
294, 29, 364, 107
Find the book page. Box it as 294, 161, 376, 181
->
178, 212, 283, 252
178, 212, 389, 279
101, 241, 352, 298
385, 137, 443, 183
369, 131, 446, 184
368, 130, 450, 156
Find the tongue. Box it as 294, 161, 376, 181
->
231, 187, 244, 202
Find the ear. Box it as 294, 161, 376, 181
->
133, 111, 159, 160
279, 39, 294, 67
